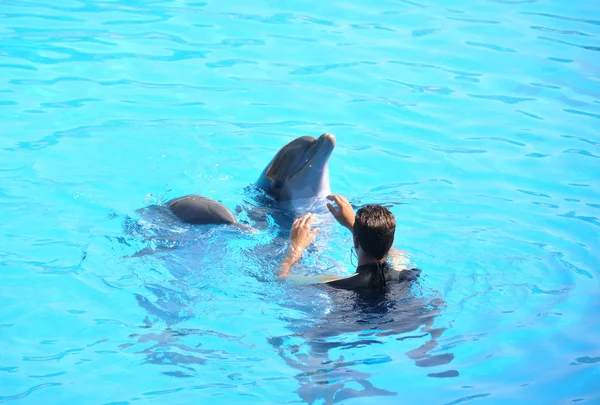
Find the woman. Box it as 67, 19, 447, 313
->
279, 194, 420, 289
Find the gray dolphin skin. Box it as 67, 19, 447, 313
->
167, 195, 237, 225
167, 133, 336, 224
255, 133, 336, 203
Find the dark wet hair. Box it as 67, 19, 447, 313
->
353, 204, 396, 260
353, 205, 396, 289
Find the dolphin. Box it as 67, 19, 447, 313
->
166, 132, 336, 225
122, 133, 337, 257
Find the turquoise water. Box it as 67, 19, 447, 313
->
1, 0, 599, 403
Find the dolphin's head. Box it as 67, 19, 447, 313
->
256, 133, 336, 201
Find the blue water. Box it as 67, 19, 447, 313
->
1, 0, 600, 403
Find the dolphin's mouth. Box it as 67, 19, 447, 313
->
289, 133, 336, 180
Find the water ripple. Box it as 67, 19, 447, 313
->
563, 109, 600, 120
465, 41, 517, 53
517, 189, 552, 198
40, 98, 101, 109
205, 59, 257, 68
530, 26, 592, 36
447, 17, 499, 24
0, 12, 85, 22
386, 79, 454, 95
0, 383, 61, 403
517, 110, 544, 120
412, 28, 440, 37
563, 149, 599, 159
3, 45, 209, 63
289, 62, 361, 75
558, 211, 600, 228
388, 60, 482, 82
0, 63, 37, 71
9, 77, 245, 92
539, 36, 600, 52
468, 137, 526, 147
572, 356, 600, 365
29, 371, 68, 379
467, 94, 536, 104
445, 393, 491, 405
521, 12, 600, 26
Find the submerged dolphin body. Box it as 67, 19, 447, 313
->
124, 133, 337, 258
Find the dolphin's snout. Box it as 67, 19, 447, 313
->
319, 133, 336, 147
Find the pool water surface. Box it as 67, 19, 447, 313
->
1, 0, 599, 404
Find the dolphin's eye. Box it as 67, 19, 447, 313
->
273, 181, 283, 189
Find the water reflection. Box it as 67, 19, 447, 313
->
115, 205, 455, 403
270, 282, 455, 403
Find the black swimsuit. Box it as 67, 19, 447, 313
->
325, 261, 421, 290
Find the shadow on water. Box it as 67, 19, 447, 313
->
269, 282, 454, 404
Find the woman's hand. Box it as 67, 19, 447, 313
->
290, 213, 320, 251
326, 194, 355, 231
279, 213, 319, 279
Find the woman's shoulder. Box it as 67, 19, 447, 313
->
324, 272, 369, 289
